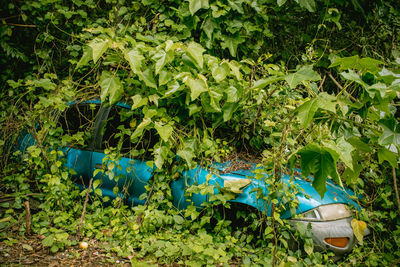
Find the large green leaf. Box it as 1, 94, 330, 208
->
377, 147, 398, 168
277, 0, 287, 6
131, 94, 148, 110
159, 70, 173, 86
322, 137, 354, 170
152, 49, 174, 75
378, 117, 400, 147
212, 63, 230, 82
296, 92, 337, 127
138, 69, 157, 89
124, 49, 144, 74
76, 46, 93, 69
99, 71, 123, 105
131, 118, 151, 140
185, 42, 205, 69
330, 56, 383, 73
188, 0, 209, 15
186, 76, 208, 101
285, 65, 321, 89
222, 102, 238, 122
88, 38, 110, 63
154, 145, 169, 169
297, 98, 318, 128
252, 76, 284, 89
177, 147, 196, 167
296, 0, 316, 12
297, 143, 340, 199
154, 122, 174, 142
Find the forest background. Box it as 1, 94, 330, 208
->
0, 0, 400, 265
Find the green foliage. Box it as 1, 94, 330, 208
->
1, 0, 400, 266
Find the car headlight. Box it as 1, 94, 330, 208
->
296, 204, 352, 221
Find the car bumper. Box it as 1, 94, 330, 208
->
290, 217, 369, 255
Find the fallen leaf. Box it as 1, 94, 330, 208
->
351, 219, 367, 245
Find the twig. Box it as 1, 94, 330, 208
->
5, 23, 37, 28
23, 201, 31, 235
271, 203, 277, 267
393, 167, 400, 215
77, 178, 93, 237
318, 74, 326, 91
390, 258, 400, 267
328, 72, 361, 104
137, 178, 155, 225
253, 87, 279, 135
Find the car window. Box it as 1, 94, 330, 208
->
58, 103, 100, 148
101, 106, 158, 158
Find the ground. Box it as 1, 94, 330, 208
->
0, 235, 137, 266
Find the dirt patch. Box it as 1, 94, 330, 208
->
0, 235, 134, 266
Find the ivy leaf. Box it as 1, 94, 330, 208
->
163, 80, 182, 98
139, 69, 157, 89
154, 145, 169, 169
186, 76, 208, 101
188, 104, 202, 116
277, 0, 287, 6
188, 0, 209, 15
222, 102, 239, 122
88, 38, 110, 63
220, 35, 245, 57
351, 219, 367, 245
378, 117, 400, 147
177, 147, 196, 167
285, 65, 321, 89
93, 179, 101, 189
296, 0, 316, 12
42, 234, 55, 247
202, 18, 216, 40
212, 63, 229, 82
223, 179, 251, 194
131, 94, 148, 110
227, 0, 244, 14
152, 49, 174, 75
297, 143, 340, 199
154, 122, 173, 142
226, 86, 239, 103
124, 49, 144, 74
131, 118, 151, 140
34, 79, 56, 91
186, 42, 205, 69
227, 61, 242, 80
99, 71, 123, 105
159, 70, 173, 86
75, 46, 92, 69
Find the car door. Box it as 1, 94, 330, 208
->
58, 102, 102, 186
91, 104, 155, 205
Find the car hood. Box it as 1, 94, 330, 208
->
211, 161, 360, 219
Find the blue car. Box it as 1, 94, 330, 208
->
18, 100, 368, 255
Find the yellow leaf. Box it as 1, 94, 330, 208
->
351, 219, 367, 245
223, 179, 251, 194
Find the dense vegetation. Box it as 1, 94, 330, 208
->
1, 0, 399, 265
